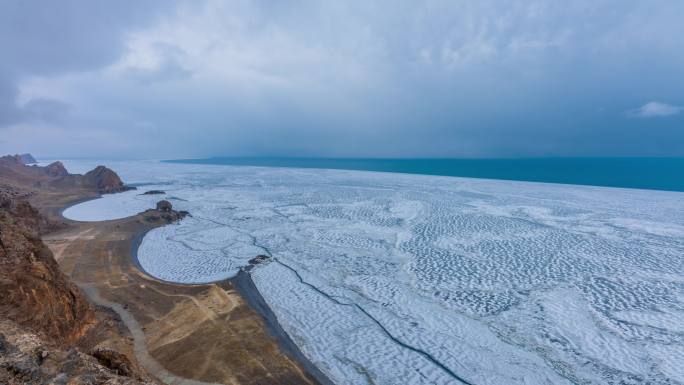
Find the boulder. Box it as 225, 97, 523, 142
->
249, 255, 270, 265
90, 347, 134, 377
0, 325, 154, 384
156, 200, 173, 212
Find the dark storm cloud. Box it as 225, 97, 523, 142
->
21, 98, 72, 123
0, 0, 178, 75
0, 0, 179, 127
1, 0, 683, 158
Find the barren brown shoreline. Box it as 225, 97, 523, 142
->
128, 215, 333, 385
39, 189, 329, 385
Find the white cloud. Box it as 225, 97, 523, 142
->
628, 101, 683, 118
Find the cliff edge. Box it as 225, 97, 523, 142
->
0, 188, 94, 344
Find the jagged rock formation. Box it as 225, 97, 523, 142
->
0, 322, 154, 385
50, 165, 133, 194
90, 347, 136, 377
12, 154, 37, 165
0, 188, 94, 345
82, 166, 130, 194
144, 200, 188, 224
44, 161, 69, 178
0, 155, 134, 194
0, 154, 37, 166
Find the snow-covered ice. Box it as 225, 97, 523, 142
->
63, 159, 684, 385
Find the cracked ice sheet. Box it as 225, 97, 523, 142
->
61, 159, 684, 385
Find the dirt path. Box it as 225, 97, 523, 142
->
79, 283, 226, 385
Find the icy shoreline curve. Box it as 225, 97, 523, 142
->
63, 159, 684, 385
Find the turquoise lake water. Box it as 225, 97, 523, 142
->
166, 157, 684, 192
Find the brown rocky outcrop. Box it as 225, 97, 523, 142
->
0, 155, 134, 195
0, 188, 94, 345
0, 154, 37, 166
155, 200, 172, 212
90, 347, 135, 377
81, 166, 127, 194
44, 161, 69, 178
9, 154, 37, 165
144, 200, 188, 224
49, 165, 134, 194
0, 322, 154, 385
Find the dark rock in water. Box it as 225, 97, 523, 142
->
249, 255, 271, 265
156, 200, 173, 212
44, 161, 68, 178
243, 255, 271, 272
141, 190, 165, 195
143, 201, 188, 224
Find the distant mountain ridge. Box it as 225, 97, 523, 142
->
4, 153, 37, 165
0, 155, 134, 194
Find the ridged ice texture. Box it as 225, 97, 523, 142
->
62, 160, 684, 385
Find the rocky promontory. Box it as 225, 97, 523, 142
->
0, 155, 134, 194
50, 165, 134, 194
142, 200, 189, 224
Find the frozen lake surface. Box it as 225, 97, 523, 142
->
63, 159, 684, 385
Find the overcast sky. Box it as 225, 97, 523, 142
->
1, 0, 683, 159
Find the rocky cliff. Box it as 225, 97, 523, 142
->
44, 161, 69, 178
0, 187, 94, 345
0, 320, 154, 385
